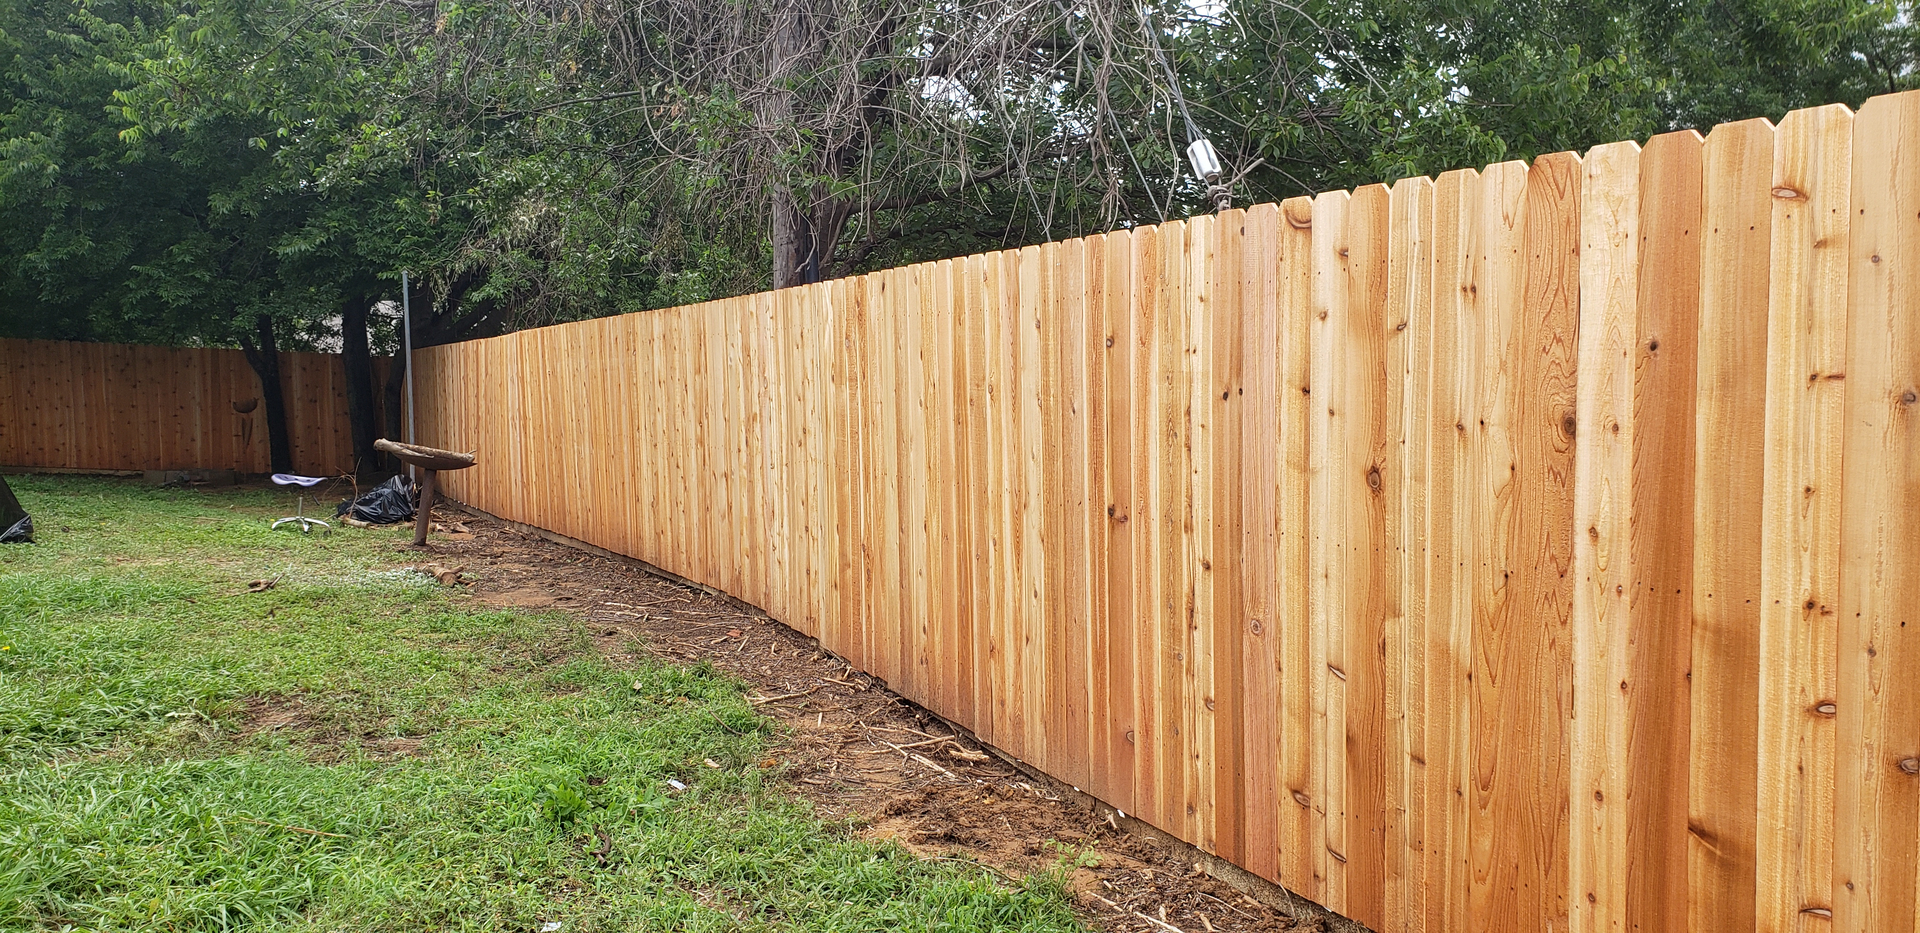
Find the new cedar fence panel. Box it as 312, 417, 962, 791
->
411, 90, 1920, 933
1838, 90, 1920, 933
0, 338, 378, 475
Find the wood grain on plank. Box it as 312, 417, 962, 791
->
1435, 165, 1499, 933
927, 261, 955, 716
1034, 242, 1065, 774
1102, 230, 1140, 817
1186, 213, 1221, 855
1499, 149, 1578, 933
1238, 202, 1284, 884
1754, 106, 1850, 933
1060, 237, 1095, 791
1086, 235, 1112, 802
1835, 88, 1920, 933
1343, 183, 1394, 930
1309, 189, 1350, 915
1571, 139, 1641, 933
1630, 130, 1706, 933
1421, 169, 1479, 933
1276, 196, 1321, 902
963, 254, 994, 737
1207, 209, 1246, 867
834, 276, 868, 668
1693, 118, 1775, 933
985, 250, 1018, 756
1130, 223, 1165, 827
904, 265, 934, 706
1464, 157, 1531, 932
1385, 174, 1435, 933
1153, 222, 1192, 838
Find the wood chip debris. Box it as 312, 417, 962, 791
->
409, 562, 470, 586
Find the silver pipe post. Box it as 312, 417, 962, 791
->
401, 270, 416, 480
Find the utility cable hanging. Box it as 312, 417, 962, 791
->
1138, 3, 1231, 213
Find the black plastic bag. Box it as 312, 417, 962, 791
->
335, 475, 417, 524
0, 475, 29, 544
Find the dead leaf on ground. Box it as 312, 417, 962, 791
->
246, 577, 278, 593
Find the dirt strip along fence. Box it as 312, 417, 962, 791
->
1, 338, 380, 475
414, 91, 1920, 933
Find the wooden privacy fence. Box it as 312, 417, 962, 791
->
1, 338, 374, 475
415, 90, 1920, 933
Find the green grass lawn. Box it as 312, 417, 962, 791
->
0, 476, 1085, 933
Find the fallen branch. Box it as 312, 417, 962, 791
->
942, 744, 991, 763
748, 687, 820, 705
880, 734, 952, 750
1136, 911, 1187, 933
909, 751, 958, 779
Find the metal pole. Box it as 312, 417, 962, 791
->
401, 270, 416, 480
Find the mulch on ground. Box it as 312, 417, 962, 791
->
411, 503, 1325, 933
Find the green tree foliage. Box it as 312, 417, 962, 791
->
1181, 0, 1916, 198
2, 0, 1913, 393
0, 0, 346, 470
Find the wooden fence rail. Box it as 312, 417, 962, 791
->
1, 338, 376, 475
409, 89, 1915, 932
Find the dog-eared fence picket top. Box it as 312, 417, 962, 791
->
0, 340, 388, 476
2, 88, 1916, 932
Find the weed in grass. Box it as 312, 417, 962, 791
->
0, 477, 1086, 932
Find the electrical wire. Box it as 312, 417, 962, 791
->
1137, 3, 1203, 146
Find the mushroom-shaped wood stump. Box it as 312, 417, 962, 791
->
374, 439, 477, 546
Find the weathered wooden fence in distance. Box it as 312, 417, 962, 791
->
414, 90, 1920, 933
1, 338, 373, 475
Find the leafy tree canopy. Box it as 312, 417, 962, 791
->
2, 0, 1913, 340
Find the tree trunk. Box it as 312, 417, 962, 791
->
238, 313, 294, 474
807, 191, 853, 280
339, 297, 382, 477
773, 194, 815, 288
765, 2, 813, 289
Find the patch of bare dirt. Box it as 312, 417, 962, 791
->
404, 503, 1326, 933
235, 693, 324, 740
233, 693, 427, 762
